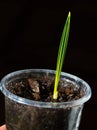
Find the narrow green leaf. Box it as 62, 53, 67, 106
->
53, 11, 71, 100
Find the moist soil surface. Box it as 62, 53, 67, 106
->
7, 76, 85, 102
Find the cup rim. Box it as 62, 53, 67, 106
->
0, 69, 92, 108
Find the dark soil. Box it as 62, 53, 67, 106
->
5, 75, 86, 130
7, 76, 85, 102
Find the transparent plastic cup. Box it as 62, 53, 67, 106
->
0, 69, 91, 130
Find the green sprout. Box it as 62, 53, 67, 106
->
53, 11, 71, 100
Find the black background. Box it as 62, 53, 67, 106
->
0, 1, 97, 129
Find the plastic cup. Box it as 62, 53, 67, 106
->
0, 69, 91, 130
